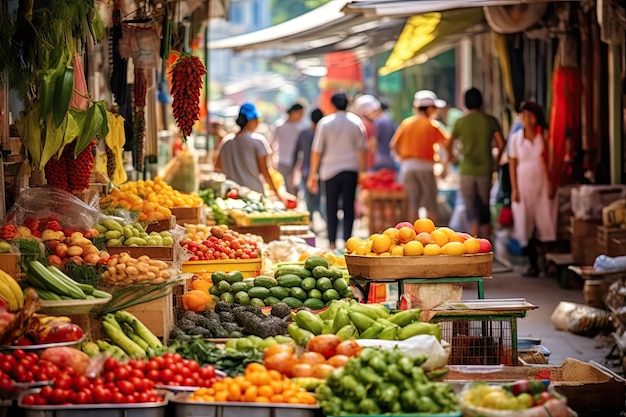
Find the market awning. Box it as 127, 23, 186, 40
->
380, 8, 485, 75
208, 0, 382, 52
343, 0, 577, 17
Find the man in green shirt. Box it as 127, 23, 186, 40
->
449, 88, 506, 239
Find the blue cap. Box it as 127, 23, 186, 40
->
239, 102, 260, 120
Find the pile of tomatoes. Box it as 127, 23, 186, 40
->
182, 227, 260, 261
0, 350, 61, 392
142, 352, 218, 387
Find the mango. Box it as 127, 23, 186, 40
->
124, 237, 147, 246
104, 230, 122, 240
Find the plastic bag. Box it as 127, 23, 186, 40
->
5, 187, 101, 231
550, 301, 612, 336
162, 148, 199, 194
356, 335, 450, 370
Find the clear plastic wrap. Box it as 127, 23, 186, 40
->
355, 335, 450, 370
550, 301, 612, 336
161, 148, 199, 194
5, 187, 100, 230
460, 384, 569, 417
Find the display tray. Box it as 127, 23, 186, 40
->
106, 246, 174, 260
330, 414, 461, 417
182, 258, 262, 278
345, 253, 493, 280
229, 210, 310, 226
38, 295, 112, 315
433, 298, 537, 312
568, 265, 626, 278
17, 388, 171, 417
1, 336, 85, 353
172, 395, 321, 417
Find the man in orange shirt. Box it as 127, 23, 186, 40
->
390, 90, 452, 223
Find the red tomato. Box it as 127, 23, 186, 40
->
93, 387, 112, 404
159, 369, 173, 383
40, 386, 53, 399
112, 392, 126, 404
199, 366, 216, 379
104, 371, 116, 382
172, 374, 184, 384
72, 375, 90, 391
113, 366, 130, 380
143, 378, 155, 390
34, 395, 48, 406
116, 380, 135, 395
125, 394, 136, 403
137, 392, 151, 403
53, 376, 72, 390
146, 369, 159, 381
183, 377, 196, 387
145, 360, 159, 371
128, 360, 146, 370
74, 391, 92, 404
130, 369, 144, 379
0, 360, 12, 373
12, 349, 25, 360
129, 377, 145, 392
22, 394, 36, 405
103, 358, 118, 372
49, 388, 69, 404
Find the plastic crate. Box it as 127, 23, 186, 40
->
430, 313, 519, 366
182, 258, 263, 279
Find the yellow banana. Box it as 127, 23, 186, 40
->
0, 280, 18, 311
0, 270, 24, 309
39, 316, 71, 325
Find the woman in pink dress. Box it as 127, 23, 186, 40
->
509, 101, 557, 277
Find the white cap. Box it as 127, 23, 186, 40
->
355, 94, 382, 117
413, 90, 447, 108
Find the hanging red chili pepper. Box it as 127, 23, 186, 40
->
44, 140, 95, 192
169, 53, 206, 139
133, 68, 147, 171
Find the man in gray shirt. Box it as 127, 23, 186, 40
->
308, 93, 367, 250
270, 103, 304, 194
293, 108, 324, 216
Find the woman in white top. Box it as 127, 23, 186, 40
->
508, 101, 557, 277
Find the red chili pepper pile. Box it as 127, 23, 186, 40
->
44, 140, 95, 192
170, 53, 206, 139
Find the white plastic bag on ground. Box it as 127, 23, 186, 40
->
356, 335, 450, 370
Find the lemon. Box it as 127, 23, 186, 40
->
403, 241, 424, 256
423, 244, 442, 256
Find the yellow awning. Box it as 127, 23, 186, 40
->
380, 8, 485, 75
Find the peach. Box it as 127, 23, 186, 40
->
478, 238, 492, 253
395, 222, 415, 230
415, 232, 435, 246
398, 226, 417, 244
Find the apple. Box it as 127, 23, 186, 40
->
478, 238, 492, 253
395, 222, 414, 230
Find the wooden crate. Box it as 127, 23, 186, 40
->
125, 287, 174, 339
570, 217, 602, 236
597, 226, 626, 257
145, 216, 177, 233
106, 246, 174, 261
363, 190, 408, 235
345, 252, 493, 280
230, 224, 281, 243
0, 254, 21, 280
570, 218, 601, 266
171, 206, 202, 226
445, 358, 625, 417
181, 258, 262, 278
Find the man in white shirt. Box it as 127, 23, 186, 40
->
270, 103, 304, 194
308, 93, 367, 250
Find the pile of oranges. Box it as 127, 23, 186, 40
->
100, 177, 203, 222
189, 363, 317, 405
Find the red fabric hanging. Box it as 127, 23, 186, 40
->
547, 66, 581, 187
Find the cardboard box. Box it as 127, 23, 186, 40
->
171, 206, 202, 226
446, 358, 625, 417
597, 226, 626, 257
572, 185, 626, 221
145, 216, 177, 233
0, 253, 21, 281
125, 287, 174, 339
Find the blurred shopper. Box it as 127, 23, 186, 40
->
390, 90, 451, 223
308, 93, 367, 250
509, 101, 556, 277
449, 87, 506, 238
270, 103, 305, 194
293, 108, 325, 216
216, 103, 284, 199
355, 95, 396, 171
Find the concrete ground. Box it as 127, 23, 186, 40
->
307, 212, 622, 373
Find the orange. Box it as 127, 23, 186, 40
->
243, 386, 258, 402
258, 385, 274, 397
383, 228, 400, 244
414, 218, 436, 234
423, 244, 442, 256
430, 230, 448, 247
270, 380, 284, 394
345, 237, 363, 253
437, 227, 457, 241
255, 396, 270, 403
270, 394, 284, 403
227, 384, 242, 401
246, 372, 268, 387
268, 370, 283, 381
246, 363, 268, 374
370, 234, 392, 254
403, 241, 424, 256
397, 226, 417, 244
215, 391, 229, 402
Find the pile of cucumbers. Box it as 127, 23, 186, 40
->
209, 256, 353, 309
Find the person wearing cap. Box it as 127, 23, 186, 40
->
215, 102, 284, 198
449, 87, 506, 239
355, 94, 397, 171
270, 103, 305, 194
293, 108, 325, 220
308, 93, 367, 250
508, 101, 556, 277
390, 90, 451, 223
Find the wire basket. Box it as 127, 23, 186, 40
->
431, 316, 516, 366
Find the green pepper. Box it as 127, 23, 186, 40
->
416, 383, 432, 397
342, 399, 358, 413
427, 368, 449, 380
397, 356, 414, 375
369, 354, 387, 373
322, 397, 342, 417
315, 384, 333, 401
358, 398, 381, 415
413, 354, 428, 367
400, 389, 417, 410
358, 348, 377, 362
419, 396, 438, 413
385, 348, 402, 364
339, 375, 360, 393
391, 401, 403, 414
358, 366, 382, 385
376, 383, 399, 404
387, 364, 405, 384
412, 366, 428, 384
